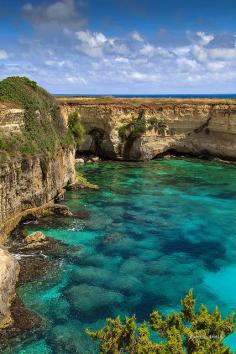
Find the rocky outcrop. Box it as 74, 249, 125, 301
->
0, 148, 75, 239
0, 103, 25, 134
59, 98, 236, 161
0, 248, 19, 329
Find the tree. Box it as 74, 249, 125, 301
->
86, 290, 235, 354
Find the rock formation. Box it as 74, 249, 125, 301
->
59, 98, 236, 161
0, 78, 76, 331
0, 248, 19, 329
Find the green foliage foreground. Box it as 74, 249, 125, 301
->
87, 290, 235, 354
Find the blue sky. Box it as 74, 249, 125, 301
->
0, 0, 236, 93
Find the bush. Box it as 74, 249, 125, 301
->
87, 289, 235, 353
132, 116, 146, 137
68, 111, 85, 147
148, 117, 168, 136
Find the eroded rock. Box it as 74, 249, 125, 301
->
0, 248, 20, 329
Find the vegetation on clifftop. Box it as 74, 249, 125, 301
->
87, 289, 235, 353
118, 115, 169, 142
68, 111, 85, 148
0, 76, 84, 161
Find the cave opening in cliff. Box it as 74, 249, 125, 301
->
76, 128, 108, 159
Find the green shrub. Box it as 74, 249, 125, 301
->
0, 76, 74, 159
132, 116, 146, 137
68, 111, 85, 147
148, 117, 168, 136
87, 289, 235, 353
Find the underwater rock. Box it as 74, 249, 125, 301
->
109, 274, 142, 295
0, 296, 42, 349
78, 253, 115, 268
65, 284, 124, 313
101, 232, 124, 244
49, 297, 70, 323
73, 210, 90, 220
70, 266, 113, 286
48, 321, 96, 354
120, 257, 145, 274
18, 255, 56, 285
85, 213, 112, 231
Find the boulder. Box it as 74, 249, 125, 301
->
91, 157, 100, 162
25, 231, 46, 244
52, 204, 73, 216
75, 158, 85, 164
24, 231, 49, 249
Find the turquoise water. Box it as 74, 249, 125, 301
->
7, 159, 236, 353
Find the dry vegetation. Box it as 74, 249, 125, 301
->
57, 96, 236, 109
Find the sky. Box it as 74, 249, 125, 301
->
0, 0, 236, 94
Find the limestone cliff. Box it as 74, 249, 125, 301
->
0, 248, 19, 329
0, 148, 75, 238
0, 78, 76, 238
59, 98, 236, 161
0, 77, 76, 330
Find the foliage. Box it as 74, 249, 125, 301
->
68, 111, 85, 147
87, 289, 235, 354
118, 115, 169, 143
148, 117, 168, 136
0, 76, 75, 161
132, 116, 146, 137
118, 117, 146, 142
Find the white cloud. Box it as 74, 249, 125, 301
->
177, 57, 199, 71
197, 31, 214, 46
140, 43, 155, 56
192, 45, 208, 63
66, 76, 87, 84
209, 48, 236, 60
206, 61, 225, 71
75, 30, 128, 58
3, 24, 236, 92
131, 31, 144, 42
115, 57, 129, 63
75, 30, 109, 57
0, 50, 9, 60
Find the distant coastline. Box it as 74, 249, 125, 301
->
54, 93, 236, 99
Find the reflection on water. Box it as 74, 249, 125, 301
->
7, 159, 236, 352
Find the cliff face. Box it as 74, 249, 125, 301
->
0, 148, 75, 238
0, 248, 19, 329
0, 78, 77, 331
60, 99, 236, 161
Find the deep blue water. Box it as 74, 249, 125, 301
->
5, 159, 236, 353
55, 94, 236, 99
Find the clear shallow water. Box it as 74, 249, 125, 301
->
7, 159, 236, 353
